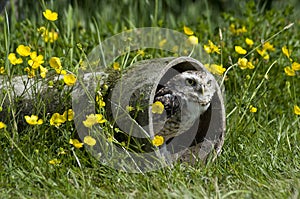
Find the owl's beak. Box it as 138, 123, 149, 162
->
199, 84, 205, 95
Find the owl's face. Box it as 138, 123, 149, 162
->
165, 70, 216, 106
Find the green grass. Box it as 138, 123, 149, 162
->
0, 0, 300, 198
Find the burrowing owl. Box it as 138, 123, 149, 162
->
153, 70, 216, 141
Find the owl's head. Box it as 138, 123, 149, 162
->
166, 70, 216, 105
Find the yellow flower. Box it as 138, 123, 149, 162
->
245, 38, 254, 47
39, 65, 48, 78
126, 105, 135, 112
38, 26, 46, 34
229, 24, 247, 35
63, 74, 77, 86
44, 30, 59, 43
8, 53, 23, 65
137, 49, 145, 57
235, 46, 247, 55
159, 39, 167, 47
58, 147, 67, 155
49, 57, 66, 74
16, 45, 31, 56
188, 35, 198, 45
43, 9, 58, 21
28, 52, 44, 69
49, 57, 62, 70
84, 136, 96, 146
284, 66, 295, 76
183, 26, 194, 35
50, 113, 66, 127
291, 62, 300, 71
48, 158, 61, 165
237, 58, 248, 69
96, 95, 106, 107
69, 139, 84, 149
249, 105, 257, 113
282, 46, 291, 60
24, 115, 43, 125
0, 67, 5, 74
0, 122, 6, 129
229, 24, 236, 33
152, 135, 164, 147
63, 109, 74, 121
203, 40, 220, 54
236, 26, 247, 34
205, 64, 226, 76
237, 58, 254, 69
263, 42, 275, 51
247, 61, 255, 69
294, 105, 300, 115
24, 67, 36, 78
83, 114, 106, 128
152, 101, 164, 114
256, 49, 269, 60
113, 62, 120, 71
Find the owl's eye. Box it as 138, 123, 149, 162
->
185, 78, 196, 87
207, 80, 212, 86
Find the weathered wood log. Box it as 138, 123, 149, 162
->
0, 56, 226, 168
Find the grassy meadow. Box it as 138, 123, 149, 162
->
0, 0, 299, 198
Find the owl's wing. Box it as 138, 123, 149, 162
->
154, 87, 181, 118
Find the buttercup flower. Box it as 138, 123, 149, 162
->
63, 109, 74, 121
204, 40, 220, 54
96, 95, 106, 107
24, 67, 36, 78
50, 113, 66, 127
83, 114, 106, 128
49, 57, 66, 74
249, 105, 257, 113
43, 9, 58, 21
39, 65, 48, 78
263, 42, 275, 51
113, 62, 120, 71
8, 53, 23, 65
44, 30, 58, 43
245, 38, 254, 47
126, 105, 134, 112
282, 46, 291, 60
183, 26, 194, 35
16, 45, 31, 56
38, 26, 46, 34
0, 122, 6, 129
294, 105, 300, 115
49, 57, 62, 69
256, 49, 269, 60
188, 35, 198, 45
229, 24, 247, 35
84, 136, 96, 146
205, 64, 226, 76
284, 66, 295, 76
28, 52, 44, 69
25, 115, 43, 125
238, 58, 248, 69
69, 139, 84, 149
63, 74, 77, 86
152, 101, 164, 114
292, 62, 300, 71
0, 67, 5, 74
137, 49, 145, 57
246, 61, 255, 69
49, 158, 61, 165
235, 46, 247, 55
152, 135, 164, 147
